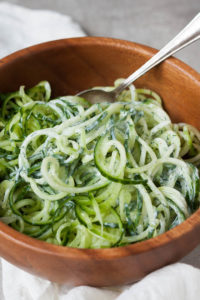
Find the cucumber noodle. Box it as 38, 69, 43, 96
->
0, 79, 199, 248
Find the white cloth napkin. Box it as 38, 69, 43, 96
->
0, 2, 85, 58
1, 259, 200, 300
0, 2, 200, 300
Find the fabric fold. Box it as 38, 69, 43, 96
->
0, 2, 85, 58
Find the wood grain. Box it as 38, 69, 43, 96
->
0, 37, 200, 286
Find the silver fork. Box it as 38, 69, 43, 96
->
77, 13, 200, 104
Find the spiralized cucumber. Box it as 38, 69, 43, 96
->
0, 79, 199, 249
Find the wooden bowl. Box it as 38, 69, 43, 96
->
0, 37, 200, 287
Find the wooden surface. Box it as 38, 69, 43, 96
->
0, 37, 200, 286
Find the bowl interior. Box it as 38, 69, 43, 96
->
0, 37, 200, 129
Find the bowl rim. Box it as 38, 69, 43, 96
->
0, 36, 200, 260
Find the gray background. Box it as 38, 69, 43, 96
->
2, 0, 200, 71
2, 0, 200, 268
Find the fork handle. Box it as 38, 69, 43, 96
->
114, 13, 200, 95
